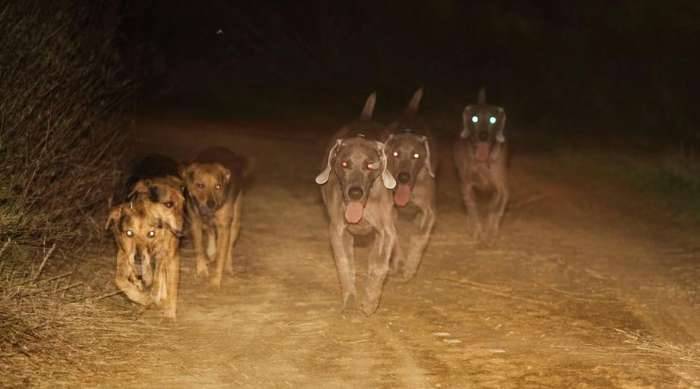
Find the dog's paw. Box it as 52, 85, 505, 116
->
195, 259, 209, 278
208, 275, 222, 289
359, 296, 380, 316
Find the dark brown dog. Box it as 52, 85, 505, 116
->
180, 147, 247, 288
315, 93, 398, 315
383, 88, 437, 280
454, 88, 509, 242
105, 196, 182, 318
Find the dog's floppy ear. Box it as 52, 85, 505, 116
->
315, 139, 342, 185
495, 107, 506, 143
460, 105, 474, 139
477, 87, 487, 104
178, 163, 194, 184
105, 205, 123, 230
216, 164, 232, 183
128, 179, 151, 199
377, 142, 397, 190
405, 87, 423, 116
419, 136, 436, 178
360, 92, 376, 120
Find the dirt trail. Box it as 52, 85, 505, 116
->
91, 119, 700, 388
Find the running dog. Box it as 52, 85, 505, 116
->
180, 147, 248, 288
383, 88, 437, 280
106, 196, 182, 318
454, 88, 509, 242
315, 93, 398, 315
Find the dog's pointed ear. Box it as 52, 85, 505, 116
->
377, 142, 397, 189
105, 205, 122, 230
420, 136, 436, 178
315, 139, 342, 185
496, 107, 506, 143
477, 87, 487, 104
360, 92, 376, 120
405, 87, 423, 116
460, 105, 473, 139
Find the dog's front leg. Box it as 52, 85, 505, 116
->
224, 194, 243, 275
162, 251, 180, 319
361, 225, 395, 316
486, 185, 509, 242
401, 204, 435, 281
389, 209, 405, 276
329, 224, 356, 311
115, 250, 152, 306
210, 216, 233, 288
462, 184, 482, 240
189, 212, 209, 278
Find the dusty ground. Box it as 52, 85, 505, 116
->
41, 118, 700, 387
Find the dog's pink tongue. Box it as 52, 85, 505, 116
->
344, 201, 364, 224
476, 143, 491, 162
394, 184, 411, 207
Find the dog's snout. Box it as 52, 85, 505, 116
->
478, 131, 489, 142
348, 186, 364, 200
206, 198, 216, 209
397, 172, 411, 184
134, 250, 143, 265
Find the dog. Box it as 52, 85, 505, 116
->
105, 196, 182, 318
180, 146, 248, 288
315, 92, 398, 315
126, 154, 186, 234
454, 88, 509, 242
383, 88, 437, 280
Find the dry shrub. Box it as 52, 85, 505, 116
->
0, 0, 131, 246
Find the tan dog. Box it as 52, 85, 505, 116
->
129, 175, 186, 233
180, 147, 248, 288
105, 196, 182, 318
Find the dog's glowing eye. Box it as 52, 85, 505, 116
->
366, 161, 380, 170
125, 230, 134, 237
215, 184, 222, 190
489, 116, 497, 124
471, 115, 479, 123
341, 161, 349, 168
147, 230, 156, 238
392, 151, 399, 157
164, 201, 174, 208
413, 152, 420, 159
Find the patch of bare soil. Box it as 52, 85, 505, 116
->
19, 119, 700, 388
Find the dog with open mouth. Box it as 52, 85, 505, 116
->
383, 88, 437, 281
315, 92, 398, 316
454, 88, 509, 242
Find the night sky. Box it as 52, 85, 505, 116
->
115, 1, 699, 139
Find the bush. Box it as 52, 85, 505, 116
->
0, 1, 132, 245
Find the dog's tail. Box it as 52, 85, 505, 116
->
404, 87, 424, 116
478, 87, 487, 104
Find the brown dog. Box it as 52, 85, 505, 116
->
454, 88, 509, 242
105, 196, 182, 318
180, 147, 247, 288
315, 93, 398, 315
383, 88, 437, 280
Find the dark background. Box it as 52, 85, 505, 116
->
112, 0, 699, 145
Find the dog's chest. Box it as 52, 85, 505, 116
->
470, 164, 496, 191
346, 220, 374, 235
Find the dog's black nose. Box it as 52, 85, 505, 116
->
397, 172, 411, 184
348, 186, 364, 200
478, 131, 489, 142
134, 251, 143, 266
206, 199, 216, 209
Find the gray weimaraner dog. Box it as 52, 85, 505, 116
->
315, 92, 398, 316
383, 88, 437, 281
454, 88, 509, 242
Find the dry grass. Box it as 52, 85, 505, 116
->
0, 0, 131, 246
0, 239, 175, 387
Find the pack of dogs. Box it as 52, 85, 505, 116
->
106, 88, 508, 318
